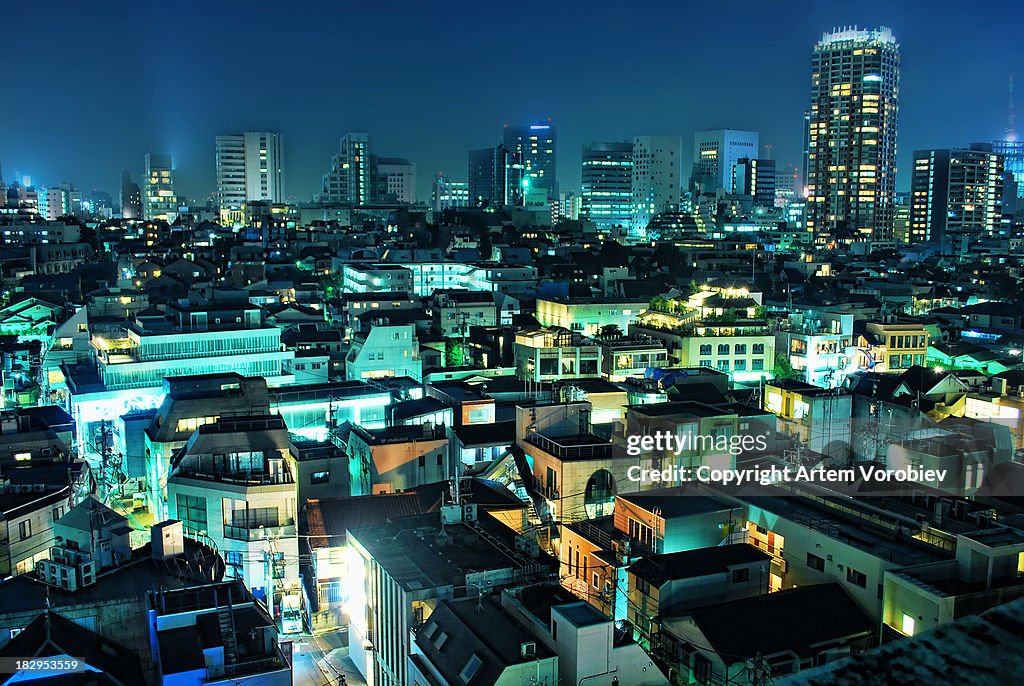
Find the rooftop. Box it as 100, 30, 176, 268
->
348, 512, 555, 592
628, 543, 771, 585
662, 583, 873, 662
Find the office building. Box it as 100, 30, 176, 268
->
318, 132, 372, 205
733, 157, 777, 207
215, 132, 285, 224
630, 135, 682, 240
910, 148, 1004, 252
503, 121, 556, 200
143, 152, 177, 222
431, 173, 470, 212
580, 141, 633, 230
805, 26, 900, 245
376, 157, 417, 204
469, 145, 522, 208
990, 139, 1024, 198
690, 129, 759, 194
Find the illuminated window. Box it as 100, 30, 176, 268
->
901, 613, 915, 636
14, 452, 31, 461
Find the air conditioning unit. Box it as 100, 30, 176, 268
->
462, 504, 478, 523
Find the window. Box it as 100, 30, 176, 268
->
846, 567, 867, 588
807, 552, 825, 571
734, 343, 747, 355
699, 359, 713, 368
14, 452, 31, 462
310, 471, 330, 485
176, 494, 208, 533
717, 344, 730, 355
628, 518, 654, 547
693, 654, 712, 685
593, 571, 601, 589
752, 358, 764, 371
224, 551, 243, 567
699, 344, 712, 356
52, 507, 64, 523
901, 613, 915, 636
459, 654, 483, 683
752, 343, 765, 355
716, 360, 730, 371
19, 520, 31, 541
731, 568, 750, 583
734, 359, 746, 371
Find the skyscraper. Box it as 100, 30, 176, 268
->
630, 135, 681, 240
468, 145, 522, 209
733, 157, 777, 208
143, 152, 177, 222
120, 170, 141, 219
215, 132, 285, 224
805, 26, 900, 245
318, 133, 372, 205
502, 121, 556, 200
580, 141, 633, 230
910, 148, 1004, 252
690, 130, 759, 194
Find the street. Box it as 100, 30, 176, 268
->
290, 630, 366, 686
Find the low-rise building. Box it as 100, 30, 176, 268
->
764, 379, 853, 461
345, 323, 423, 382
626, 544, 771, 645
514, 328, 601, 382
166, 415, 300, 616
148, 580, 291, 685
651, 584, 873, 685
345, 422, 448, 495
347, 508, 557, 686
882, 526, 1024, 641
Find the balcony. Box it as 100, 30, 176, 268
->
525, 432, 614, 461
223, 522, 297, 542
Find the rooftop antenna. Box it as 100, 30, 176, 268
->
1008, 74, 1017, 143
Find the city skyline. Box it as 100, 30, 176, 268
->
2, 1, 1022, 202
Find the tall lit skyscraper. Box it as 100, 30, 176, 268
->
502, 121, 556, 200
143, 152, 177, 222
690, 130, 759, 194
580, 141, 633, 230
215, 132, 284, 223
630, 135, 681, 240
318, 133, 372, 205
910, 148, 1004, 253
805, 26, 900, 245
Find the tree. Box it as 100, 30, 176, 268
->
773, 352, 801, 381
599, 324, 623, 339
445, 338, 465, 367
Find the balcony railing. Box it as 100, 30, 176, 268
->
223, 523, 297, 541
525, 432, 614, 460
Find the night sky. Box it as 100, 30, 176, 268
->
3, 0, 1023, 202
